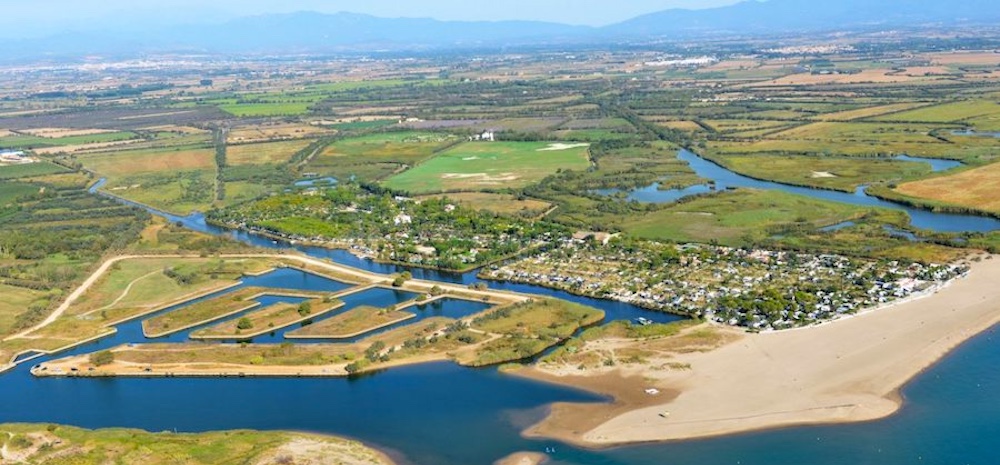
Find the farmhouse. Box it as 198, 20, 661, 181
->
0, 150, 34, 164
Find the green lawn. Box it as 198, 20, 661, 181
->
383, 141, 592, 194
0, 162, 70, 180
621, 189, 890, 245
0, 131, 138, 149
0, 182, 38, 204
715, 154, 934, 191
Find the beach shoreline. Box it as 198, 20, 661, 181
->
518, 255, 1000, 447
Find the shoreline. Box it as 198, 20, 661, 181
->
518, 255, 1000, 447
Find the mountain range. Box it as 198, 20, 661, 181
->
4, 0, 1000, 60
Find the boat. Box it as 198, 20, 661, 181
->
636, 317, 652, 326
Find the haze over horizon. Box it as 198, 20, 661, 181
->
0, 0, 742, 39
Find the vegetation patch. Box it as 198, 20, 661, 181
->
383, 141, 591, 194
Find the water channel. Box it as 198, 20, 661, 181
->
3, 154, 997, 464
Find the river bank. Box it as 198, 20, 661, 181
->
519, 255, 1000, 446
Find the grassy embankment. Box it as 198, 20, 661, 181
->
0, 423, 392, 465
286, 305, 416, 339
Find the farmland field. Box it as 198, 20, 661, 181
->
382, 141, 591, 194
873, 100, 1000, 123
0, 161, 70, 180
895, 161, 1000, 213
227, 140, 313, 165
306, 132, 456, 182
79, 147, 215, 177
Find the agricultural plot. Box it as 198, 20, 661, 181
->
227, 140, 313, 165
79, 147, 215, 177
382, 141, 591, 194
0, 182, 38, 205
873, 100, 1000, 123
0, 131, 138, 149
895, 162, 1000, 213
812, 103, 930, 122
227, 123, 327, 144
0, 161, 69, 180
306, 132, 456, 182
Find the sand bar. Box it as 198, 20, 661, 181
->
526, 255, 1000, 446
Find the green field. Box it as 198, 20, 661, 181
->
621, 189, 891, 245
0, 162, 70, 180
714, 154, 934, 191
286, 305, 415, 338
0, 131, 138, 148
0, 181, 38, 204
0, 424, 390, 465
0, 284, 49, 338
873, 100, 1000, 123
383, 141, 592, 194
306, 132, 456, 182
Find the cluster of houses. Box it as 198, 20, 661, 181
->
211, 191, 552, 271
482, 236, 969, 331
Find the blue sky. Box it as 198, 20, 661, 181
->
0, 0, 743, 37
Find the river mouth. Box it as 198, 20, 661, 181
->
37, 155, 999, 465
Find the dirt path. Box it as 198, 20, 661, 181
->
82, 270, 160, 317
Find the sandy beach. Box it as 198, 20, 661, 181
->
524, 255, 1000, 446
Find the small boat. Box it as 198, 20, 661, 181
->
636, 317, 652, 326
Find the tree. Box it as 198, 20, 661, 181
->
392, 276, 406, 287
297, 302, 312, 316
430, 285, 444, 296
89, 350, 114, 367
237, 317, 253, 330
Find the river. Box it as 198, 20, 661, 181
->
600, 150, 1000, 233
3, 158, 995, 464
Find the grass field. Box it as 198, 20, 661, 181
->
419, 192, 553, 215
383, 141, 591, 194
0, 424, 390, 465
0, 181, 39, 205
0, 285, 48, 338
104, 169, 216, 214
190, 298, 332, 339
715, 154, 934, 191
80, 146, 215, 177
307, 132, 455, 182
286, 305, 415, 338
69, 258, 273, 320
621, 189, 886, 245
0, 131, 138, 149
142, 287, 273, 337
227, 140, 313, 165
464, 299, 604, 366
814, 102, 930, 121
895, 161, 1000, 213
0, 162, 70, 180
873, 100, 1000, 123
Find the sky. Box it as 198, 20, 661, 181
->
0, 0, 743, 38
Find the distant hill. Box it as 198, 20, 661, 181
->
3, 0, 1000, 60
608, 0, 1000, 36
